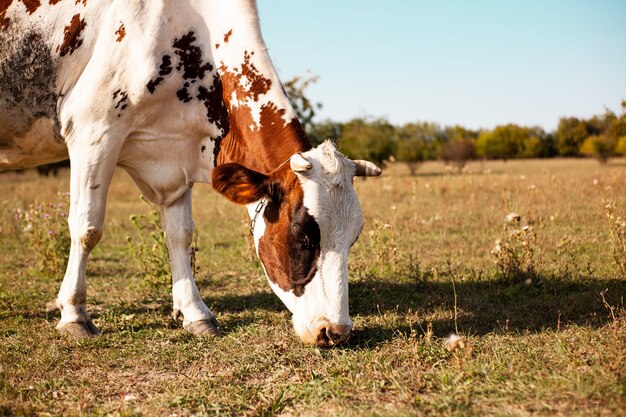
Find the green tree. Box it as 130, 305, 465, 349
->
607, 100, 626, 142
395, 138, 426, 175
475, 124, 528, 160
615, 136, 626, 156
393, 122, 443, 174
308, 120, 343, 146
580, 135, 615, 164
338, 118, 395, 164
555, 117, 589, 156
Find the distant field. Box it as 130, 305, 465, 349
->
1, 158, 625, 416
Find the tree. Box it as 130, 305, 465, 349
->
579, 135, 615, 164
615, 136, 626, 156
440, 137, 475, 170
338, 118, 395, 165
607, 100, 626, 142
395, 138, 426, 175
475, 124, 526, 160
308, 120, 343, 146
555, 117, 589, 156
393, 122, 442, 174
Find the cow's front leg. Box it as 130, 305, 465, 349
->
162, 189, 222, 336
56, 145, 118, 337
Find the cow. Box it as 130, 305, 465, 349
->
0, 0, 381, 347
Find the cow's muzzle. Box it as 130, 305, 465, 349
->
314, 323, 351, 347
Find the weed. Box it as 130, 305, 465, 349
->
490, 212, 537, 280
126, 196, 198, 290
368, 207, 399, 273
14, 192, 70, 276
605, 201, 626, 276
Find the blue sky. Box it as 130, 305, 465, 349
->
257, 1, 626, 131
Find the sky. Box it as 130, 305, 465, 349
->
256, 1, 626, 132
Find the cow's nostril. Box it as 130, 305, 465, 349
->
316, 327, 331, 347
314, 324, 351, 347
326, 329, 341, 343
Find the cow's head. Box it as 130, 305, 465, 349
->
212, 141, 380, 346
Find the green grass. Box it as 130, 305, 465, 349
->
0, 158, 625, 416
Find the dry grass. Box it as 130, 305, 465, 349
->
0, 158, 625, 416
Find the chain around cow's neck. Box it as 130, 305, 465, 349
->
249, 198, 267, 235
248, 154, 301, 236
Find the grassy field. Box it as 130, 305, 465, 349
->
0, 158, 625, 416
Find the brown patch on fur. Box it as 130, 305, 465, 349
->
212, 163, 320, 296
215, 42, 220, 49
115, 23, 125, 42
256, 166, 320, 296
67, 292, 86, 306
211, 163, 269, 205
21, 0, 39, 13
0, 0, 13, 27
74, 0, 85, 5
58, 14, 86, 57
207, 48, 318, 296
80, 227, 102, 252
215, 51, 310, 173
223, 29, 232, 43
49, 0, 63, 5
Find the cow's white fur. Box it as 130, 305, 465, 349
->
249, 142, 363, 343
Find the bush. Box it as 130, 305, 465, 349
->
126, 197, 199, 291
14, 193, 71, 276
490, 213, 537, 280
395, 139, 426, 175
579, 135, 615, 164
439, 138, 475, 170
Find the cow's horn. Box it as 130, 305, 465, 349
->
290, 153, 312, 172
353, 160, 382, 177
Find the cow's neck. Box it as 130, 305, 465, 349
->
200, 0, 311, 174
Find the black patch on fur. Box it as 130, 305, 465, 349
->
158, 55, 173, 76
146, 55, 173, 94
0, 28, 60, 148
143, 31, 229, 162
262, 194, 320, 297
172, 31, 213, 80
286, 204, 321, 296
146, 77, 163, 94
176, 82, 192, 102
112, 89, 129, 117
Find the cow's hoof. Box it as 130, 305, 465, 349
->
185, 317, 224, 336
58, 320, 101, 338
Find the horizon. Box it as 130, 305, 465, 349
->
257, 1, 626, 132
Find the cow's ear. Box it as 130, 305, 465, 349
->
211, 163, 269, 204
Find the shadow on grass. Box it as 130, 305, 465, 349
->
22, 273, 623, 347
207, 274, 625, 345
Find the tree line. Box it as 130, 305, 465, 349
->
285, 76, 626, 170
305, 103, 626, 171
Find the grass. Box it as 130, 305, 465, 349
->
0, 158, 625, 416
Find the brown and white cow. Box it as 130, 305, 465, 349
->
0, 0, 380, 346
